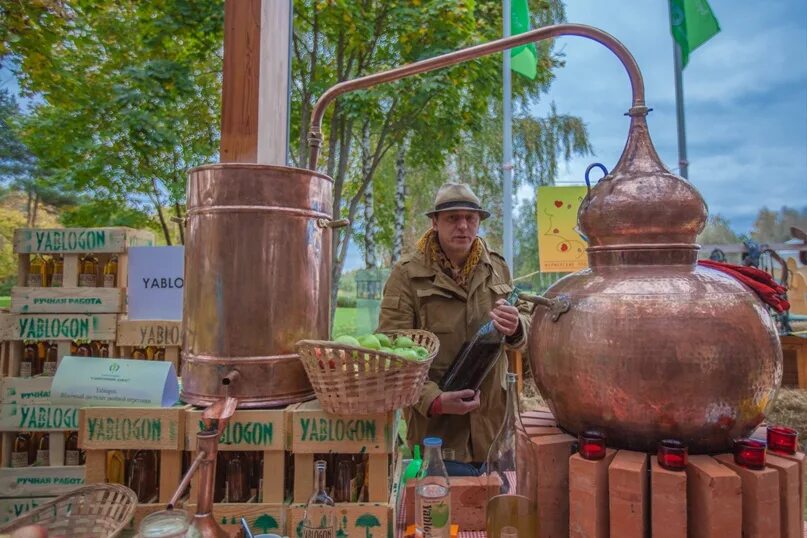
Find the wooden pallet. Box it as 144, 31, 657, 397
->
12, 227, 154, 314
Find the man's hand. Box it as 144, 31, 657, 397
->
490, 298, 520, 336
437, 390, 480, 415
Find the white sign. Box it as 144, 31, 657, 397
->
51, 356, 179, 408
127, 246, 184, 320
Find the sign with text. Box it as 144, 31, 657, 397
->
51, 356, 179, 408
537, 186, 589, 272
0, 466, 85, 497
127, 246, 184, 320
80, 406, 184, 450
185, 409, 285, 451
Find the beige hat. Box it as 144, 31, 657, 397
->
425, 182, 491, 220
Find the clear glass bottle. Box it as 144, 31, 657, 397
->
51, 255, 63, 287
439, 289, 520, 392
128, 450, 159, 503
65, 431, 84, 466
103, 256, 118, 288
35, 432, 49, 466
224, 451, 251, 502
42, 343, 58, 376
12, 433, 32, 468
416, 437, 451, 538
302, 460, 336, 538
485, 373, 537, 538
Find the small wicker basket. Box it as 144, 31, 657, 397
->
296, 329, 439, 415
0, 484, 137, 537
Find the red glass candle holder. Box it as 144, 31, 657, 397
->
766, 425, 798, 455
733, 438, 766, 470
657, 439, 688, 471
579, 430, 606, 460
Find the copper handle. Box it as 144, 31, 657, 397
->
519, 293, 571, 322
307, 23, 645, 170
317, 218, 350, 229
202, 396, 238, 435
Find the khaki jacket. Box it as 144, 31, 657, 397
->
377, 241, 532, 462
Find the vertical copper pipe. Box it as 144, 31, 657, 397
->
307, 23, 645, 170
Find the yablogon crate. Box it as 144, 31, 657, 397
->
117, 317, 182, 372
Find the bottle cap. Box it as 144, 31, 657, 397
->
423, 437, 443, 447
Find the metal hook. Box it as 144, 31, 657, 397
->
584, 163, 609, 200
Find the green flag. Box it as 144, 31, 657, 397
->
511, 0, 537, 79
670, 0, 721, 67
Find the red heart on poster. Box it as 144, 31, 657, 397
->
560, 243, 569, 252
554, 200, 563, 208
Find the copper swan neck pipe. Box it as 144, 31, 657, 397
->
306, 23, 645, 170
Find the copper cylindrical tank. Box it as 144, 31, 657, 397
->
181, 163, 333, 408
529, 110, 782, 454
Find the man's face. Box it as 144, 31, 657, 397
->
432, 210, 481, 255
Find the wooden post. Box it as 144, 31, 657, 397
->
220, 0, 291, 165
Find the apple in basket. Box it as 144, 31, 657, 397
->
314, 345, 337, 371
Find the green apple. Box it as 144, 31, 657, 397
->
374, 333, 392, 347
430, 502, 450, 528
334, 335, 360, 347
396, 348, 419, 361
357, 334, 381, 350
393, 336, 415, 349
414, 346, 429, 359
380, 346, 393, 354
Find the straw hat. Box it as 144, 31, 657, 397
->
424, 182, 491, 220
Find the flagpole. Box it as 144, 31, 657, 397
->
669, 10, 689, 179
503, 0, 514, 267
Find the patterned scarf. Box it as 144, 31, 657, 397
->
417, 229, 483, 289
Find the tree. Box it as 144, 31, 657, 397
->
698, 214, 741, 245
355, 513, 381, 538
254, 514, 279, 533
751, 206, 807, 244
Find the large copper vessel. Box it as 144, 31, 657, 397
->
181, 164, 334, 407
528, 109, 783, 453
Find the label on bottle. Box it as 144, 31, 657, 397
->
36, 449, 49, 466
51, 273, 63, 287
417, 484, 451, 538
19, 362, 32, 378
302, 526, 335, 538
43, 361, 57, 376
27, 273, 43, 287
11, 452, 28, 468
66, 449, 81, 466
78, 274, 96, 287
302, 506, 336, 538
103, 274, 115, 288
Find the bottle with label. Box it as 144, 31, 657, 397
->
416, 437, 451, 538
103, 255, 118, 287
65, 431, 84, 466
36, 342, 47, 375
29, 432, 42, 465
27, 255, 46, 287
35, 433, 49, 466
107, 449, 127, 484
302, 460, 336, 538
132, 346, 148, 360
21, 342, 36, 377
51, 255, 64, 287
128, 450, 159, 503
439, 289, 521, 392
485, 373, 537, 538
43, 256, 54, 287
12, 433, 32, 468
42, 343, 58, 376
78, 253, 99, 287
76, 341, 94, 357
97, 341, 110, 357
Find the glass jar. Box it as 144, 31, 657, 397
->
138, 510, 201, 538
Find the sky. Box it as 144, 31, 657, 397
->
344, 0, 807, 271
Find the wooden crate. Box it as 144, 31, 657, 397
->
78, 404, 186, 510
287, 400, 398, 504
117, 318, 182, 372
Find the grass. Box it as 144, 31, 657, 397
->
0, 296, 9, 309
333, 306, 357, 337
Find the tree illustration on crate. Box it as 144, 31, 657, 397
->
255, 514, 279, 533
295, 520, 304, 538
355, 514, 381, 538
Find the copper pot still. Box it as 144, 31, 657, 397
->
181, 163, 336, 408
527, 110, 783, 454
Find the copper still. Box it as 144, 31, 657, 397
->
526, 108, 783, 453
181, 164, 338, 407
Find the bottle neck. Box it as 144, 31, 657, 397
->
315, 464, 327, 493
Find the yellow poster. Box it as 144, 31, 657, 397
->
537, 186, 589, 272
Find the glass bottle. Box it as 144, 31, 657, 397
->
51, 255, 64, 287
334, 458, 354, 503
224, 451, 251, 502
27, 255, 46, 287
29, 432, 42, 465
439, 289, 520, 392
78, 254, 99, 287
485, 373, 537, 538
35, 432, 49, 466
107, 449, 127, 484
76, 341, 94, 357
98, 341, 110, 357
43, 256, 54, 287
132, 346, 148, 360
65, 431, 84, 466
42, 343, 58, 376
103, 256, 118, 288
128, 450, 159, 503
12, 433, 32, 467
416, 437, 451, 538
302, 460, 336, 538
21, 342, 36, 377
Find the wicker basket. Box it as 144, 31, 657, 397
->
296, 329, 439, 415
0, 484, 137, 537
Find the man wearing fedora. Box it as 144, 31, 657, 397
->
378, 182, 532, 465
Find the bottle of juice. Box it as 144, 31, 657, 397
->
416, 437, 451, 538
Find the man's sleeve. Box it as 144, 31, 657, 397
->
376, 264, 441, 417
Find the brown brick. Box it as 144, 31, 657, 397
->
765, 453, 802, 538
650, 458, 687, 538
714, 453, 780, 537
523, 433, 575, 538
686, 455, 742, 538
569, 449, 616, 538
773, 451, 805, 512
608, 450, 648, 538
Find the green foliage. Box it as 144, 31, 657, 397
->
697, 214, 741, 245
751, 206, 807, 244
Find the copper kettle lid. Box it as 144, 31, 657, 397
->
578, 107, 708, 249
